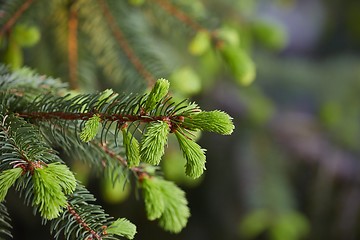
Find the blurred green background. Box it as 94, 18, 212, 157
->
1, 0, 360, 239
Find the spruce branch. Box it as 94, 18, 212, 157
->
1, 68, 235, 237
6, 77, 233, 179
0, 114, 77, 220
97, 0, 156, 87
97, 142, 154, 180
66, 204, 103, 240
51, 185, 137, 240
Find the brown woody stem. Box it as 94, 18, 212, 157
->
67, 204, 103, 240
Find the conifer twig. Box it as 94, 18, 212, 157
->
97, 142, 150, 178
68, 0, 79, 90
67, 204, 103, 240
97, 142, 128, 167
0, 0, 34, 35
17, 111, 182, 129
97, 0, 156, 87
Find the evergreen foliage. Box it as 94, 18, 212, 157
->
140, 120, 170, 165
175, 130, 206, 179
0, 68, 234, 238
106, 218, 137, 239
122, 127, 140, 167
0, 0, 238, 238
80, 114, 101, 142
140, 176, 190, 233
0, 168, 22, 201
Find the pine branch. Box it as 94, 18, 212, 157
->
0, 0, 34, 36
97, 0, 156, 87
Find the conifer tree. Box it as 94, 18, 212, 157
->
0, 0, 240, 238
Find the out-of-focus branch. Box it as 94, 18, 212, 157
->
152, 0, 223, 47
0, 0, 34, 35
97, 0, 156, 87
68, 0, 79, 90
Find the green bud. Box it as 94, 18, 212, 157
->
145, 78, 170, 112
184, 110, 234, 135
175, 131, 206, 179
188, 30, 211, 56
252, 20, 288, 50
122, 128, 140, 167
140, 121, 169, 165
220, 44, 256, 86
0, 168, 23, 201
216, 25, 240, 47
80, 114, 101, 142
13, 24, 41, 47
107, 218, 137, 240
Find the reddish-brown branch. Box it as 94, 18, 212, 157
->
17, 111, 171, 122
0, 0, 34, 35
152, 0, 223, 48
67, 204, 102, 240
97, 142, 150, 178
96, 0, 156, 87
68, 1, 79, 90
97, 142, 128, 167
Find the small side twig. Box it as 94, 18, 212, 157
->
67, 204, 103, 240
